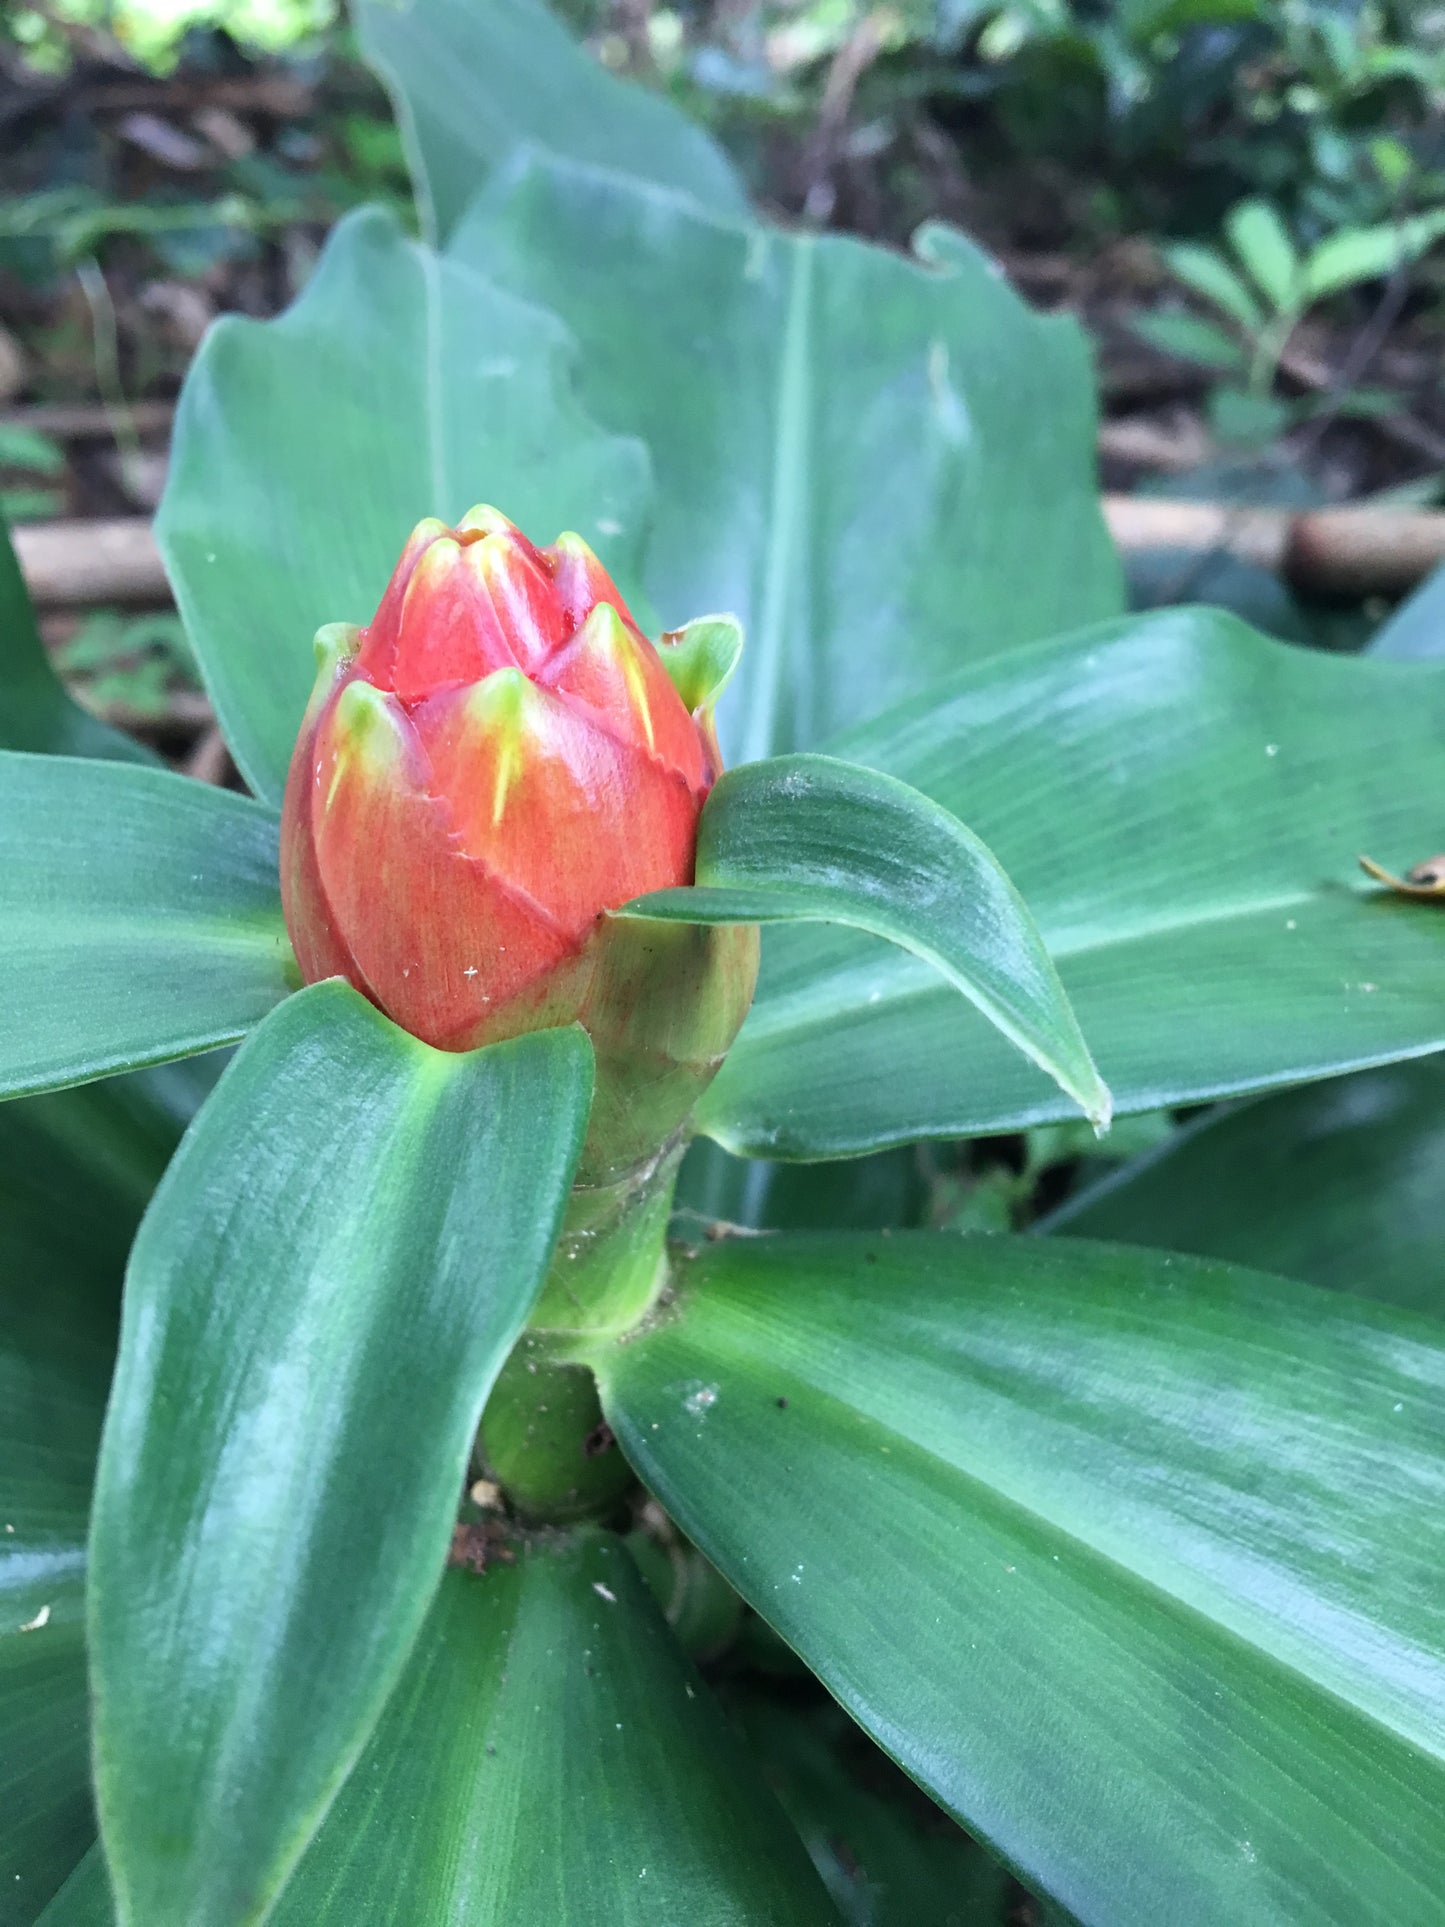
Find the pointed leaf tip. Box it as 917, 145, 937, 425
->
625, 753, 1108, 1135
312, 622, 361, 674
658, 614, 744, 715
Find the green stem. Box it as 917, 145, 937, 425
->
477, 1137, 685, 1522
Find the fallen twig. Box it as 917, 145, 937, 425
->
1101, 498, 1445, 597
1, 400, 174, 440
16, 503, 1445, 611
14, 517, 170, 605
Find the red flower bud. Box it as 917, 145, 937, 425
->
281, 509, 758, 1178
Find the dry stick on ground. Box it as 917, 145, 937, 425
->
802, 11, 890, 223
1101, 499, 1445, 598
0, 400, 175, 439
16, 505, 1445, 612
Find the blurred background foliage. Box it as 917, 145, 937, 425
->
5, 1, 1444, 495
2, 0, 1445, 1193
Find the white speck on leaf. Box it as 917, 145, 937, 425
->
1265, 744, 1279, 757
592, 1582, 617, 1604
19, 1605, 49, 1633
683, 1383, 718, 1417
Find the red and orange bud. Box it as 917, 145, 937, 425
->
281, 508, 757, 1178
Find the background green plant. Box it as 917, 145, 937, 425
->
3, 2, 1445, 1924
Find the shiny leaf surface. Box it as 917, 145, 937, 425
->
0, 754, 290, 1099
451, 156, 1123, 762
158, 206, 649, 803
592, 1232, 1445, 1925
696, 609, 1445, 1155
0, 511, 154, 765
628, 754, 1109, 1126
276, 1539, 836, 1923
1, 1614, 91, 1927
89, 985, 593, 1927
1048, 1058, 1445, 1312
357, 0, 746, 241
0, 1076, 171, 1922
35, 1846, 112, 1924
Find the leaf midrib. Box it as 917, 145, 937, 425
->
739, 881, 1396, 1041
617, 1319, 1445, 1772
740, 237, 815, 767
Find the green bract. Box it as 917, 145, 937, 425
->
4, 1, 1445, 1922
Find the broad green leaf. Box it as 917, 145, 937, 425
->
158, 205, 649, 805
731, 1694, 1011, 1926
1, 1614, 92, 1927
89, 984, 593, 1927
451, 156, 1124, 762
626, 754, 1109, 1127
0, 754, 290, 1099
1225, 198, 1300, 312
696, 608, 1445, 1156
1129, 310, 1247, 371
0, 1075, 171, 1922
1302, 210, 1445, 304
36, 1846, 113, 1924
1048, 1058, 1445, 1312
590, 1233, 1445, 1925
1160, 241, 1264, 332
275, 1540, 836, 1923
356, 0, 747, 242
1369, 556, 1445, 658
0, 509, 154, 766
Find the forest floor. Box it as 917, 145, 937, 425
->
3, 13, 1444, 773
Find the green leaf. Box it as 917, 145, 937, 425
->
0, 509, 155, 765
451, 158, 1124, 761
1160, 241, 1265, 332
0, 753, 290, 1100
695, 609, 1445, 1157
356, 0, 747, 242
1048, 1058, 1445, 1313
1207, 385, 1292, 449
731, 1694, 1011, 1926
658, 613, 744, 714
158, 205, 649, 805
1224, 198, 1301, 313
1302, 210, 1445, 304
626, 754, 1109, 1128
1, 1615, 92, 1927
274, 1540, 837, 1922
36, 1846, 113, 1924
1371, 558, 1445, 658
89, 984, 593, 1927
590, 1233, 1445, 1924
1129, 310, 1248, 371
0, 1073, 176, 1922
